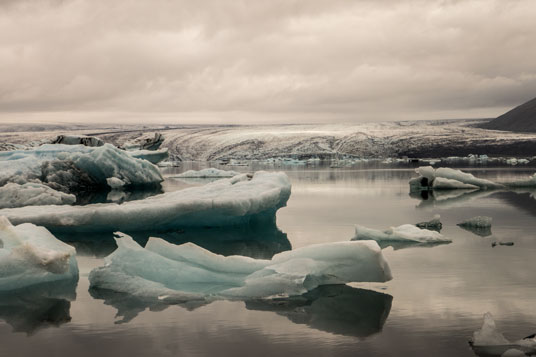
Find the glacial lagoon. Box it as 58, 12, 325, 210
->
1, 162, 536, 357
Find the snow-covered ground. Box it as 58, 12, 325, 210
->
3, 119, 536, 160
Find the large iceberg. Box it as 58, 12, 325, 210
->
89, 233, 392, 301
0, 216, 78, 292
352, 224, 451, 249
470, 312, 536, 356
0, 171, 291, 232
0, 183, 76, 209
0, 144, 163, 193
409, 166, 502, 191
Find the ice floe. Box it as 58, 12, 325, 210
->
0, 183, 76, 209
351, 224, 451, 249
169, 168, 240, 179
0, 144, 163, 193
0, 216, 78, 292
89, 233, 392, 301
0, 171, 291, 232
409, 166, 502, 191
470, 312, 536, 356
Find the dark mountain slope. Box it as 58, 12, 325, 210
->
481, 97, 536, 132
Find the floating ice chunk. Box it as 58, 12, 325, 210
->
170, 168, 240, 179
470, 312, 536, 356
51, 135, 104, 147
0, 216, 78, 291
89, 233, 391, 300
410, 166, 502, 191
502, 349, 527, 357
0, 171, 291, 232
0, 183, 76, 208
458, 216, 492, 228
352, 224, 451, 249
0, 144, 163, 192
106, 177, 125, 189
415, 214, 442, 232
502, 173, 536, 188
432, 177, 479, 190
127, 148, 169, 164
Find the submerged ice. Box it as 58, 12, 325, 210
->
0, 216, 78, 292
0, 171, 291, 232
89, 233, 392, 300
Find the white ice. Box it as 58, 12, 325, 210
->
127, 148, 169, 164
169, 168, 240, 179
0, 183, 76, 209
89, 233, 392, 300
0, 171, 291, 232
458, 216, 492, 228
0, 216, 78, 291
432, 177, 479, 190
352, 224, 451, 244
0, 143, 162, 190
411, 166, 502, 190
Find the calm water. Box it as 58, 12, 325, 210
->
1, 163, 536, 357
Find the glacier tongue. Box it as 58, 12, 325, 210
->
89, 233, 392, 300
0, 216, 78, 292
0, 171, 291, 232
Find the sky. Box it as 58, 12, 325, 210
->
1, 0, 536, 124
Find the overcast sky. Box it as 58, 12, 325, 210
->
1, 0, 536, 124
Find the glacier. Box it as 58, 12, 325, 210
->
0, 171, 291, 232
0, 216, 78, 292
0, 183, 76, 209
0, 143, 163, 194
89, 233, 392, 301
351, 224, 451, 249
470, 312, 536, 356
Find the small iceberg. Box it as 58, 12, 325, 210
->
409, 166, 502, 191
127, 148, 169, 165
169, 168, 240, 179
351, 224, 451, 249
0, 183, 76, 209
458, 216, 492, 237
469, 312, 536, 356
0, 216, 78, 292
415, 214, 442, 232
0, 171, 291, 232
89, 233, 392, 301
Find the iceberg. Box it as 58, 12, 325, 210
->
122, 132, 165, 151
409, 166, 502, 191
0, 144, 163, 193
415, 214, 442, 232
0, 216, 78, 292
127, 148, 169, 165
352, 224, 451, 249
0, 171, 291, 232
502, 173, 536, 188
458, 216, 492, 228
51, 135, 104, 147
169, 168, 240, 179
89, 233, 392, 301
470, 312, 536, 356
0, 183, 76, 209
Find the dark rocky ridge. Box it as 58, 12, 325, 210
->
481, 97, 536, 132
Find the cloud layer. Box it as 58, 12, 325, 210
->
1, 0, 536, 123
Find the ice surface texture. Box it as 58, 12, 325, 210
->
470, 312, 536, 356
352, 224, 451, 249
170, 168, 240, 178
89, 233, 392, 300
0, 144, 163, 193
0, 216, 78, 292
0, 183, 75, 208
0, 171, 291, 232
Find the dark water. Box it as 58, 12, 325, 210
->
1, 163, 536, 357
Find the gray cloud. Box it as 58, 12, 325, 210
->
1, 0, 536, 123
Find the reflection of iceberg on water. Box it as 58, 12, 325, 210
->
245, 284, 392, 338
0, 172, 291, 232
57, 222, 291, 260
89, 232, 391, 304
470, 312, 536, 356
0, 278, 77, 335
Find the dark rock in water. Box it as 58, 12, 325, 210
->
51, 135, 104, 147
480, 96, 536, 132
